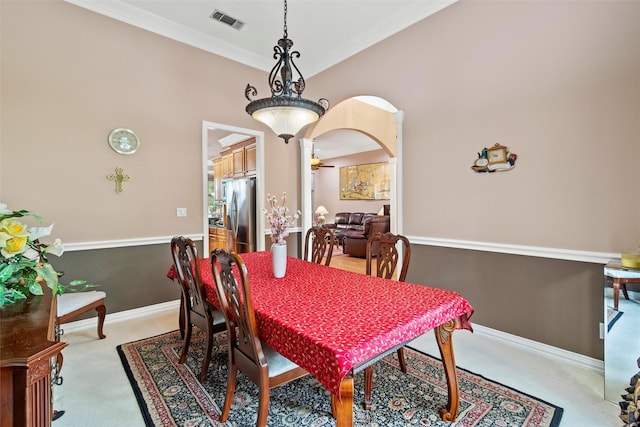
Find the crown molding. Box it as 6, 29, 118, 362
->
63, 0, 272, 71
63, 0, 457, 76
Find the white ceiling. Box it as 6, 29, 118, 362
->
65, 0, 456, 160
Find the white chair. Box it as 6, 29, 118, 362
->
57, 291, 107, 339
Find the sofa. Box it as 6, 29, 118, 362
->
342, 215, 391, 258
326, 212, 377, 232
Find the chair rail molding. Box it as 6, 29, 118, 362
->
63, 235, 203, 252
409, 236, 619, 264
63, 234, 617, 264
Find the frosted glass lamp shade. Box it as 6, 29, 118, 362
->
314, 205, 329, 225
247, 95, 326, 143
315, 206, 329, 216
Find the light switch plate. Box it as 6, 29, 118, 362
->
176, 208, 187, 217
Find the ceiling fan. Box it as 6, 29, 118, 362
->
310, 144, 334, 170
311, 152, 335, 171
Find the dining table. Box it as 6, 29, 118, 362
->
169, 250, 474, 426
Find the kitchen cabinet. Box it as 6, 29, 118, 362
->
214, 138, 256, 183
245, 143, 256, 175
209, 227, 231, 252
232, 146, 245, 178
221, 152, 233, 178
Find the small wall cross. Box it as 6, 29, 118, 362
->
107, 167, 130, 194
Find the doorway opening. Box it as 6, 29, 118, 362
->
201, 121, 266, 255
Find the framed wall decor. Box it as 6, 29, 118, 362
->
471, 143, 517, 173
339, 162, 390, 200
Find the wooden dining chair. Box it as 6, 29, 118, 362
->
210, 249, 308, 427
170, 236, 226, 382
363, 231, 412, 410
303, 226, 335, 266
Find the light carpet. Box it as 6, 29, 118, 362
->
117, 330, 563, 427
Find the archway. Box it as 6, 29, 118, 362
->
299, 96, 403, 247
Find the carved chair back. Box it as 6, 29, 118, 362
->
170, 236, 210, 328
303, 226, 335, 266
365, 232, 411, 282
210, 249, 266, 372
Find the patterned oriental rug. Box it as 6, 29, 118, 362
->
117, 330, 563, 427
606, 306, 623, 332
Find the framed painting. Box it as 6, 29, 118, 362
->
339, 162, 390, 200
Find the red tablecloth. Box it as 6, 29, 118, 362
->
169, 251, 474, 396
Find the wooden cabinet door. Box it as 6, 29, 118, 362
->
232, 147, 245, 177
245, 143, 256, 176
222, 153, 233, 178
209, 227, 229, 252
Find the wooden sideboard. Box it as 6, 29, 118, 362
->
0, 292, 66, 427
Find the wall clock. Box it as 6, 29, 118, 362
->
108, 128, 140, 155
486, 143, 507, 165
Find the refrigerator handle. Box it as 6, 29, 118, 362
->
230, 192, 239, 238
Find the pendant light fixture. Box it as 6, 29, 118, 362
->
245, 0, 329, 144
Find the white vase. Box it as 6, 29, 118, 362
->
271, 243, 287, 278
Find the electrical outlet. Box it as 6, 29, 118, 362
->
599, 322, 604, 340
176, 208, 187, 217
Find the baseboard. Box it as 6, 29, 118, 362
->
472, 323, 604, 373
60, 300, 603, 374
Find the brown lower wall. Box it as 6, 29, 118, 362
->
51, 235, 304, 323
50, 243, 182, 321
51, 240, 604, 359
407, 245, 604, 360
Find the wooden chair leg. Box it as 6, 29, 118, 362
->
256, 382, 270, 427
397, 347, 407, 373
622, 283, 630, 300
220, 365, 237, 422
363, 366, 373, 410
179, 322, 192, 364
199, 327, 214, 382
179, 296, 186, 339
96, 303, 106, 339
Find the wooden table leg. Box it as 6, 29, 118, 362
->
434, 319, 460, 422
331, 376, 354, 427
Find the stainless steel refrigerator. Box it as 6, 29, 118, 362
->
225, 177, 256, 253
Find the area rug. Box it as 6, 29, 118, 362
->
325, 243, 344, 257
607, 306, 624, 332
117, 330, 563, 427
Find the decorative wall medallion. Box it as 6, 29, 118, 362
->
472, 143, 517, 173
107, 167, 130, 193
108, 128, 140, 155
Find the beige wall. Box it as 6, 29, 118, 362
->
3, 1, 637, 251
0, 0, 302, 242
310, 0, 640, 254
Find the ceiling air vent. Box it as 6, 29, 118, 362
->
210, 10, 245, 30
